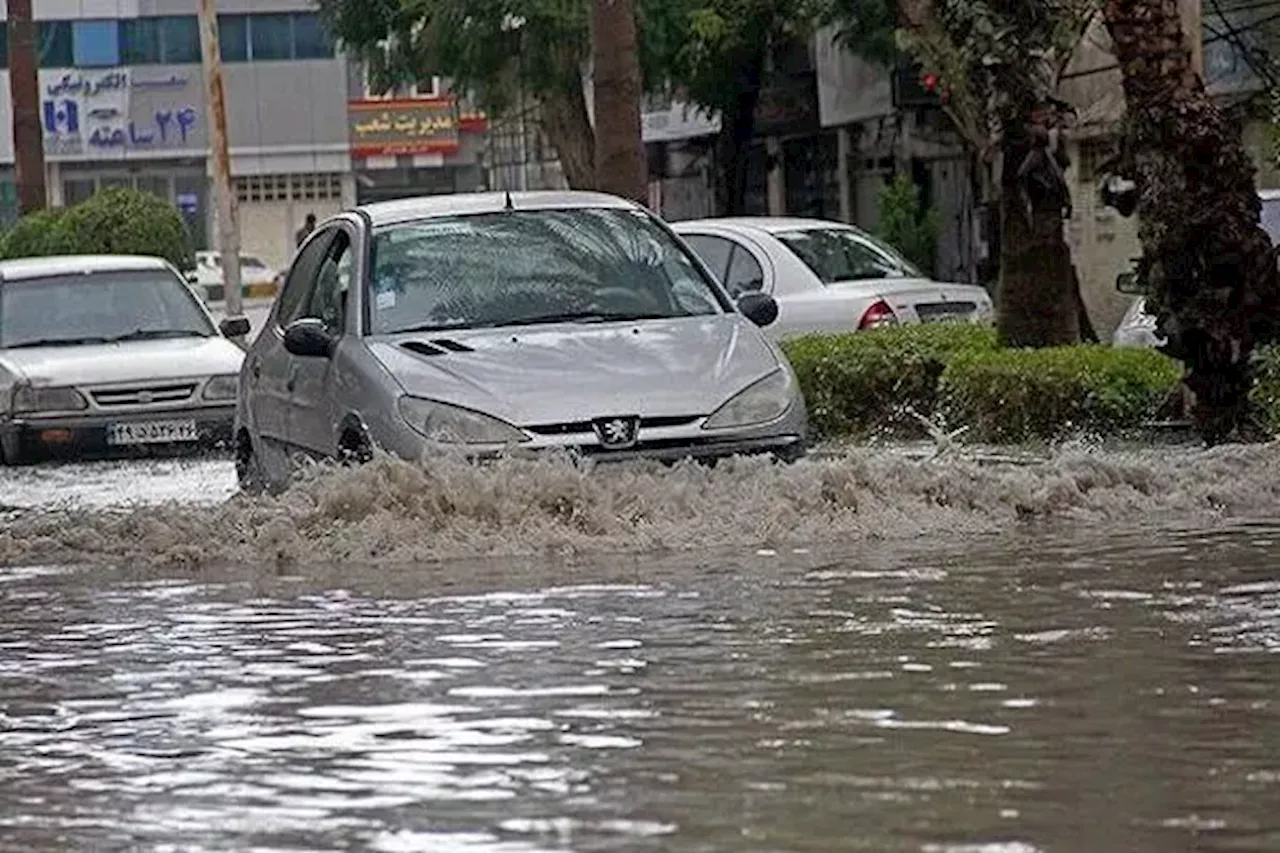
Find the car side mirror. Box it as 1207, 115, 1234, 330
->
1116, 271, 1142, 294
185, 271, 199, 284
737, 291, 778, 327
283, 318, 335, 358
219, 316, 251, 338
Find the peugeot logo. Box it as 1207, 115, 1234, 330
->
137, 390, 154, 404
593, 416, 640, 450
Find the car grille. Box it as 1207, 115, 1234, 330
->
915, 301, 977, 323
526, 415, 701, 437
90, 383, 197, 407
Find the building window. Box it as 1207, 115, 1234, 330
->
160, 16, 201, 63
292, 14, 335, 59
0, 24, 8, 68
39, 21, 74, 68
219, 15, 249, 62
119, 16, 201, 65
72, 20, 120, 68
249, 14, 293, 61
235, 174, 344, 204
120, 18, 160, 64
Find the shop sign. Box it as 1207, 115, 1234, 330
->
348, 98, 462, 157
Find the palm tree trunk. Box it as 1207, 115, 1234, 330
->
1103, 0, 1280, 443
540, 83, 596, 191
591, 0, 647, 204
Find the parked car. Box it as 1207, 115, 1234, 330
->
187, 250, 279, 302
0, 255, 250, 464
233, 191, 809, 492
671, 217, 993, 337
1112, 188, 1280, 348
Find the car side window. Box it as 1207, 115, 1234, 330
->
725, 245, 765, 296
682, 234, 733, 281
277, 230, 337, 327
303, 231, 354, 336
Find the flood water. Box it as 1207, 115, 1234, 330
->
2, 447, 1280, 851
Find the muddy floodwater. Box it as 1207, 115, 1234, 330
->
2, 446, 1280, 851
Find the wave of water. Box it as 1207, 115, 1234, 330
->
4, 441, 1280, 569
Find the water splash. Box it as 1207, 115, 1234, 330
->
3, 443, 1280, 569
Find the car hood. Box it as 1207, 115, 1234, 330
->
368, 314, 782, 425
0, 337, 245, 387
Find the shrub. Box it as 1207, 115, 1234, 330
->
1250, 345, 1280, 435
0, 207, 79, 259
875, 172, 941, 275
0, 188, 193, 271
781, 323, 997, 439
938, 345, 1183, 443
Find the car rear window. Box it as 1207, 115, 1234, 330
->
0, 269, 214, 348
775, 227, 921, 284
367, 207, 728, 335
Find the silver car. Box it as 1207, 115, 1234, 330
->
233, 191, 809, 491
0, 255, 249, 464
672, 217, 994, 337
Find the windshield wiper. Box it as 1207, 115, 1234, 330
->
498, 311, 670, 328
2, 336, 112, 349
105, 329, 209, 343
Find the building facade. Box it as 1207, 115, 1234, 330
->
0, 1, 489, 274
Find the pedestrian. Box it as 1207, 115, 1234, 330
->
296, 213, 317, 247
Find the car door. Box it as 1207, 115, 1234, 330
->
244, 229, 335, 461
286, 224, 359, 460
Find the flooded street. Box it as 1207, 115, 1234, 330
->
2, 447, 1280, 851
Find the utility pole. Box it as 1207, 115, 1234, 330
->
7, 0, 46, 214
197, 0, 245, 331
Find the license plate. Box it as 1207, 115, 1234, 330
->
106, 420, 200, 446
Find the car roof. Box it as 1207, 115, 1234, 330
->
357, 190, 640, 228
0, 254, 172, 282
673, 216, 873, 236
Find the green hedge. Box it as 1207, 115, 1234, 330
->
782, 324, 1186, 443
781, 323, 997, 439
0, 187, 193, 271
939, 345, 1182, 443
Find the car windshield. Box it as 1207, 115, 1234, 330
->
367, 207, 727, 335
0, 269, 215, 348
775, 227, 923, 283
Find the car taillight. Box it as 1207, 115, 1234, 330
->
859, 299, 898, 330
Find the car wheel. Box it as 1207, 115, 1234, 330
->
235, 431, 268, 495
337, 429, 373, 466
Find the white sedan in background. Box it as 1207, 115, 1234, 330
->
187, 250, 279, 302
672, 217, 993, 337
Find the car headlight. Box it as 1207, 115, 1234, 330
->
397, 396, 530, 445
702, 368, 794, 431
11, 385, 88, 414
202, 374, 239, 401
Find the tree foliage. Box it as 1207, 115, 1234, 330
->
875, 172, 940, 274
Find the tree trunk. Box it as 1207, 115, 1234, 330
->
713, 50, 766, 216
591, 0, 647, 204
539, 82, 596, 190
7, 0, 45, 214
994, 123, 1084, 347
1103, 0, 1280, 443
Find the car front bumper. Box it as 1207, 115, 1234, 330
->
1, 405, 235, 462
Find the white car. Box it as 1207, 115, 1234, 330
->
0, 255, 248, 464
187, 250, 278, 302
672, 217, 993, 337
